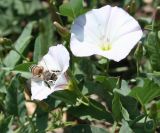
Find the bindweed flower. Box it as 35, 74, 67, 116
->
31, 45, 70, 100
70, 5, 143, 62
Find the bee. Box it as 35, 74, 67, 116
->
29, 65, 61, 88
43, 70, 61, 81
29, 65, 44, 77
43, 70, 61, 88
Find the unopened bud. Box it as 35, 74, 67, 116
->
125, 0, 137, 15
134, 42, 143, 60
130, 0, 136, 14
154, 7, 160, 21
153, 7, 160, 30
53, 21, 70, 37
0, 37, 12, 46
149, 103, 157, 119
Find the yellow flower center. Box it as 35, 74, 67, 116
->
100, 43, 112, 51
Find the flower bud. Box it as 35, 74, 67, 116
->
0, 37, 12, 46
53, 21, 70, 37
153, 7, 160, 30
134, 42, 143, 60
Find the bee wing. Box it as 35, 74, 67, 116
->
29, 64, 37, 72
31, 75, 43, 82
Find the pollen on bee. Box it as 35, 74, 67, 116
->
100, 43, 112, 51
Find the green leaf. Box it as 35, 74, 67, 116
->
82, 80, 113, 110
144, 25, 152, 30
69, 124, 109, 133
68, 98, 113, 123
75, 58, 94, 77
12, 61, 35, 79
4, 22, 36, 67
36, 108, 48, 133
112, 92, 122, 121
129, 79, 160, 105
33, 16, 54, 62
14, 0, 43, 15
98, 58, 108, 64
119, 119, 133, 133
112, 91, 130, 121
14, 62, 35, 72
94, 76, 118, 92
59, 0, 83, 19
0, 0, 13, 8
158, 31, 160, 39
5, 74, 26, 123
113, 80, 140, 119
0, 114, 13, 133
149, 101, 160, 121
114, 80, 131, 96
121, 106, 130, 121
0, 71, 7, 93
33, 36, 42, 62
145, 31, 160, 71
11, 71, 32, 79
52, 90, 77, 104
121, 96, 140, 120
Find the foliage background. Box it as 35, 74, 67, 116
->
0, 0, 160, 133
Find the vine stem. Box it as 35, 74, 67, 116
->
136, 61, 140, 77
129, 114, 146, 127
68, 70, 106, 112
48, 0, 63, 24
106, 59, 110, 75
111, 122, 117, 133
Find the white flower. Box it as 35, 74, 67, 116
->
70, 5, 143, 62
31, 45, 70, 100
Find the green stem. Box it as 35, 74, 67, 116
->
136, 94, 147, 115
106, 59, 110, 75
142, 105, 148, 116
136, 61, 139, 77
48, 0, 63, 24
111, 122, 117, 133
68, 70, 105, 112
144, 115, 148, 124
129, 114, 146, 127
27, 116, 36, 132
89, 100, 103, 112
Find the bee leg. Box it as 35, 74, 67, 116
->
44, 80, 51, 89
48, 80, 56, 86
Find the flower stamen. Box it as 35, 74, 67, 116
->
100, 43, 112, 51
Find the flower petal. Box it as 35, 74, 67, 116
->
95, 30, 143, 62
105, 6, 142, 43
54, 73, 68, 90
40, 44, 70, 72
31, 79, 54, 100
70, 5, 112, 56
31, 73, 68, 100
70, 35, 97, 56
70, 5, 143, 61
31, 45, 70, 100
39, 53, 60, 71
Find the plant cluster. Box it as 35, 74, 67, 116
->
0, 0, 160, 133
